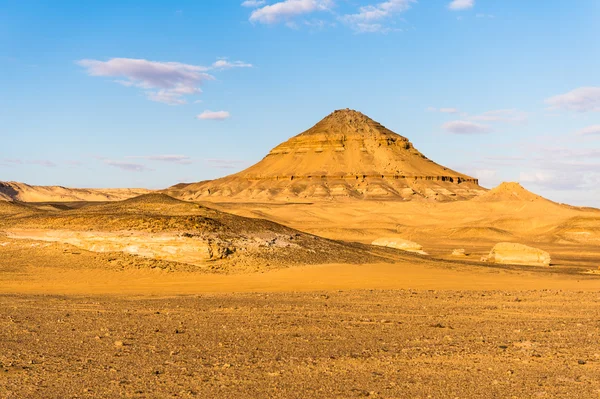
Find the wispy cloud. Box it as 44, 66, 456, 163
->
242, 0, 266, 7
448, 0, 474, 11
3, 159, 57, 167
126, 155, 193, 164
211, 59, 253, 70
249, 0, 333, 24
340, 0, 415, 33
442, 120, 491, 134
545, 87, 600, 112
104, 160, 153, 172
196, 110, 231, 120
576, 125, 600, 136
77, 57, 251, 105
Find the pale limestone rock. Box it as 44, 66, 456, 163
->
372, 237, 427, 255
451, 249, 467, 257
483, 242, 551, 266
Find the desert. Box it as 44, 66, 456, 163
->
2, 109, 600, 398
3, 2, 600, 398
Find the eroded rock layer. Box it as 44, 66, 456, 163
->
167, 109, 486, 202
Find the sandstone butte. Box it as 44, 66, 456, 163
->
166, 109, 487, 202
482, 242, 551, 267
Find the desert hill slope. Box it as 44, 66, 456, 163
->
166, 109, 486, 202
0, 181, 151, 203
0, 193, 404, 271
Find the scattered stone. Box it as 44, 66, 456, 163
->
114, 341, 124, 347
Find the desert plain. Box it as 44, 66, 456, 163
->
1, 110, 600, 398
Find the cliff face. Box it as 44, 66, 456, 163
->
168, 109, 486, 202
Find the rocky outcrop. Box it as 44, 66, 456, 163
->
371, 237, 427, 255
166, 109, 486, 202
482, 242, 551, 266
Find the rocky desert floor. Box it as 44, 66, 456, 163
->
1, 290, 600, 399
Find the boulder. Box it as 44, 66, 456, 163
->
451, 249, 467, 257
482, 242, 551, 266
372, 237, 427, 255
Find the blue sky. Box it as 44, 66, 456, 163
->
1, 0, 599, 205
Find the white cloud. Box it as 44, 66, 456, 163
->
212, 59, 253, 70
341, 0, 414, 33
577, 125, 600, 136
448, 0, 474, 11
242, 0, 266, 7
78, 57, 251, 105
545, 87, 600, 112
127, 155, 193, 164
196, 110, 231, 120
442, 120, 491, 134
249, 0, 332, 24
469, 109, 528, 124
104, 160, 153, 172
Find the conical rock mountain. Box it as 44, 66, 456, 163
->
168, 109, 486, 202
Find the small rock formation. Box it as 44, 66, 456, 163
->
451, 249, 467, 257
481, 242, 551, 266
372, 237, 427, 255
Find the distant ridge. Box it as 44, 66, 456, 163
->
0, 181, 152, 203
167, 109, 486, 202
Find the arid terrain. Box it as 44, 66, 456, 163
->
2, 291, 600, 399
1, 110, 599, 398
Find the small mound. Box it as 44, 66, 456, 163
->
473, 182, 547, 203
78, 193, 211, 217
482, 242, 551, 267
120, 193, 187, 205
